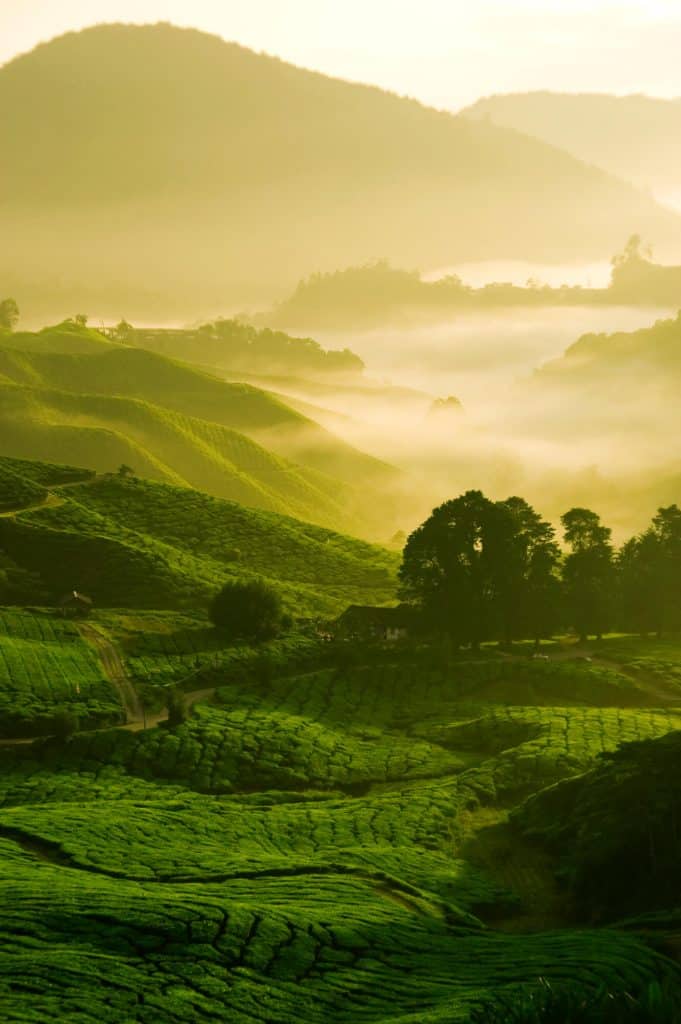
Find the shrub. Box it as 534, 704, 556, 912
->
209, 578, 283, 642
473, 979, 681, 1023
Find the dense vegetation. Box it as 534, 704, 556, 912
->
516, 727, 681, 921
264, 242, 681, 329
2, 462, 681, 1017
400, 490, 681, 648
0, 472, 399, 616
119, 319, 364, 379
1, 628, 681, 1019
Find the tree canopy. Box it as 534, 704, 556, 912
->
209, 578, 283, 642
400, 491, 681, 647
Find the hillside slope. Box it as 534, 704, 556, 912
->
2, 24, 679, 318
462, 91, 681, 193
0, 472, 398, 616
0, 329, 401, 537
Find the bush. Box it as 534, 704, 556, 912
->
209, 578, 283, 642
473, 979, 681, 1023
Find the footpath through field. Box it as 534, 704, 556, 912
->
76, 623, 145, 725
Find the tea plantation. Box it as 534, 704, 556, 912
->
1, 620, 681, 1020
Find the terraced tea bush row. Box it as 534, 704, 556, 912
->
0, 611, 122, 735
2, 476, 398, 615
0, 833, 675, 1023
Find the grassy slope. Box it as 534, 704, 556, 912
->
0, 474, 399, 616
0, 609, 122, 735
0, 642, 680, 1019
0, 332, 400, 536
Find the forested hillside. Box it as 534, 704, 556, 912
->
2, 24, 679, 318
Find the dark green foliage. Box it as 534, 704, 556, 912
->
561, 508, 615, 641
51, 709, 79, 739
165, 686, 189, 728
400, 490, 560, 647
210, 579, 283, 641
474, 979, 681, 1023
0, 474, 398, 615
618, 507, 681, 636
516, 729, 681, 921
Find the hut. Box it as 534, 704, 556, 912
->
333, 604, 412, 643
58, 590, 93, 618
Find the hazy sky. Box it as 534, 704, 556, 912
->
2, 1, 681, 109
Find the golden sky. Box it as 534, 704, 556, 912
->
2, 0, 681, 108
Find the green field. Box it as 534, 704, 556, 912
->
0, 327, 400, 537
0, 610, 122, 736
0, 474, 399, 616
1, 462, 681, 1019
1, 636, 681, 1020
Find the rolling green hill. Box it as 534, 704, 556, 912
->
2, 24, 680, 319
0, 637, 680, 1019
0, 472, 399, 617
0, 328, 402, 537
0, 332, 396, 481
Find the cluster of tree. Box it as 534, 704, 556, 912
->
609, 233, 681, 306
112, 317, 364, 378
266, 238, 681, 329
399, 490, 681, 648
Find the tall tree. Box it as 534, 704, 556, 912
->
561, 508, 614, 643
497, 497, 561, 646
0, 298, 19, 331
648, 505, 681, 634
399, 490, 498, 649
400, 490, 560, 648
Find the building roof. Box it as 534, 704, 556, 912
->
336, 604, 411, 627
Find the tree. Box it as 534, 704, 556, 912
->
621, 506, 681, 636
649, 505, 681, 634
113, 318, 134, 343
209, 578, 283, 642
400, 490, 497, 649
561, 508, 614, 643
117, 464, 135, 478
495, 496, 561, 646
166, 687, 189, 728
399, 490, 559, 649
0, 298, 19, 331
73, 313, 89, 327
51, 710, 78, 740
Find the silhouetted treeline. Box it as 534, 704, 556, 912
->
400, 490, 681, 647
112, 318, 364, 379
266, 238, 681, 328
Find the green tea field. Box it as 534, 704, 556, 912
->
1, 623, 681, 1021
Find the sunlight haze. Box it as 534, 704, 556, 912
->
3, 0, 681, 108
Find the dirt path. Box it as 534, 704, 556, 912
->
0, 491, 65, 518
77, 622, 144, 724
